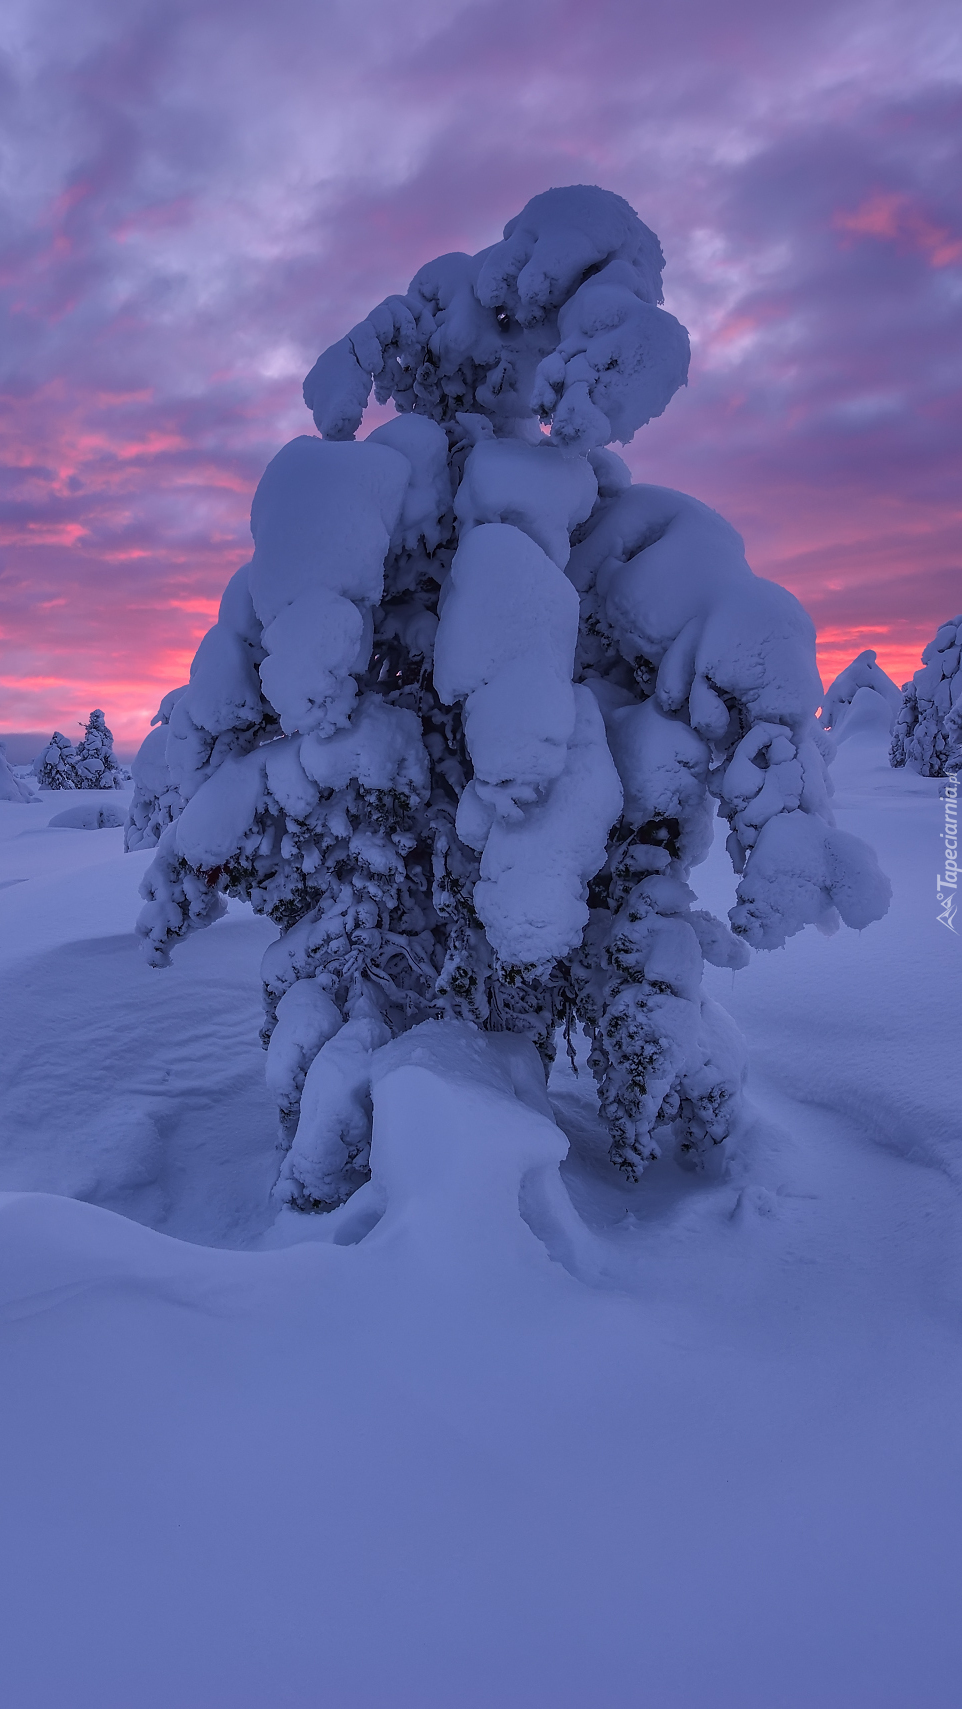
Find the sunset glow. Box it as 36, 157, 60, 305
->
1, 0, 959, 754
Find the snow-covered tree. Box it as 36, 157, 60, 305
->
34, 731, 80, 790
125, 686, 189, 850
73, 709, 127, 789
890, 617, 962, 776
136, 185, 891, 1208
34, 713, 127, 790
0, 741, 36, 803
820, 650, 901, 735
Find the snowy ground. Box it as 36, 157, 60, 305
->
1, 723, 960, 1707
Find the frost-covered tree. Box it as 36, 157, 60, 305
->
34, 731, 80, 790
126, 686, 189, 850
35, 713, 127, 790
890, 617, 962, 776
73, 709, 127, 789
136, 185, 891, 1208
820, 650, 901, 735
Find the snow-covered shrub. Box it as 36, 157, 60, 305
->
34, 731, 80, 790
0, 741, 36, 803
125, 686, 188, 851
820, 650, 901, 735
137, 184, 890, 1207
890, 617, 962, 776
73, 709, 127, 789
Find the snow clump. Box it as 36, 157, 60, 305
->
125, 687, 188, 851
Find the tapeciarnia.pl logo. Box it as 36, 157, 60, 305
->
937, 773, 958, 933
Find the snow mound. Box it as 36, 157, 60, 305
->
48, 801, 126, 829
833, 685, 897, 746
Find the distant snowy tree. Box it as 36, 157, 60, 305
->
820, 650, 901, 735
73, 710, 127, 789
136, 185, 891, 1208
34, 714, 127, 791
0, 741, 36, 803
34, 732, 80, 790
890, 617, 962, 776
126, 686, 189, 850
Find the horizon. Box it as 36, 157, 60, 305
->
2, 0, 959, 752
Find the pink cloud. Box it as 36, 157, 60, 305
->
833, 191, 962, 268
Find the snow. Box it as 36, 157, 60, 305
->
533, 266, 691, 447
48, 800, 126, 829
469, 684, 623, 964
434, 520, 581, 800
834, 682, 898, 745
454, 436, 597, 569
250, 436, 411, 738
275, 1005, 392, 1209
126, 687, 187, 851
570, 482, 824, 737
303, 186, 690, 447
1, 720, 960, 1706
366, 414, 453, 552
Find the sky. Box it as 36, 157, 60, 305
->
1, 0, 960, 755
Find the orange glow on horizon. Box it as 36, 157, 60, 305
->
0, 623, 935, 757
